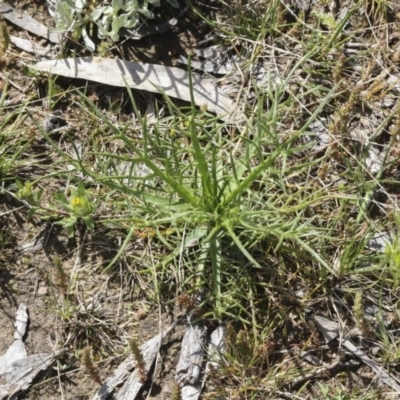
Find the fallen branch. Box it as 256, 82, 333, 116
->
0, 3, 60, 44
289, 360, 360, 387
91, 324, 177, 400
175, 320, 208, 400
310, 315, 400, 393
0, 304, 64, 399
29, 57, 245, 122
9, 35, 52, 56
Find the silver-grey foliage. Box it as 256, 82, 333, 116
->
49, 0, 179, 51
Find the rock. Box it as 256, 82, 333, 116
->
38, 286, 48, 296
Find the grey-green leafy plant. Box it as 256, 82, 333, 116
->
52, 0, 179, 51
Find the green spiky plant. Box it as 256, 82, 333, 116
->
36, 51, 353, 330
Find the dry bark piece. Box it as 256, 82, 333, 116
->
114, 332, 165, 400
9, 35, 52, 56
175, 321, 207, 400
0, 304, 28, 378
29, 57, 243, 122
176, 321, 207, 385
310, 315, 341, 343
367, 232, 393, 253
206, 324, 227, 373
0, 303, 62, 399
91, 324, 177, 400
0, 353, 61, 399
14, 303, 28, 340
0, 3, 60, 44
19, 238, 44, 253
181, 384, 202, 400
365, 146, 385, 175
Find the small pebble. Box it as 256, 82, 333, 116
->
38, 286, 48, 295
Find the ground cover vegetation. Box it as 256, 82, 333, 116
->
2, 0, 400, 398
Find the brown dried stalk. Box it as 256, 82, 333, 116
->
0, 22, 10, 56
129, 338, 147, 383
171, 382, 182, 400
82, 347, 102, 385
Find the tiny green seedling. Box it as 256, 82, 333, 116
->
16, 180, 44, 219
53, 182, 95, 237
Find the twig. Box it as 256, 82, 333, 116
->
310, 315, 400, 394
0, 72, 24, 92
289, 360, 360, 387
